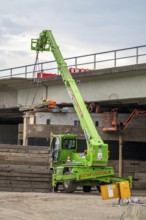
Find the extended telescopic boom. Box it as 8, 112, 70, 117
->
31, 30, 109, 166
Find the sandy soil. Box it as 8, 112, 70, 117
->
0, 191, 145, 220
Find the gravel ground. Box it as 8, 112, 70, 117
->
0, 191, 145, 220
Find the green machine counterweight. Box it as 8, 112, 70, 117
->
31, 30, 132, 195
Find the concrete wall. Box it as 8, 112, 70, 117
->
79, 74, 146, 102
0, 89, 17, 108
35, 112, 146, 128
18, 87, 46, 107
17, 83, 70, 106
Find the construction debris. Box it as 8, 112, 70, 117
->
19, 100, 69, 113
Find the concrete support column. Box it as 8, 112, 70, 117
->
23, 113, 35, 146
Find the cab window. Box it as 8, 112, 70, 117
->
62, 139, 76, 150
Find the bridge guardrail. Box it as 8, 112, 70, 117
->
0, 45, 146, 79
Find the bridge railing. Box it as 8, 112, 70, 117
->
0, 45, 146, 79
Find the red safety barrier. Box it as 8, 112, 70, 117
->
37, 68, 91, 78
68, 68, 91, 74
37, 72, 58, 78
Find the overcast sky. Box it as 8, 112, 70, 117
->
0, 0, 146, 69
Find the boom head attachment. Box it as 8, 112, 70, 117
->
31, 30, 51, 52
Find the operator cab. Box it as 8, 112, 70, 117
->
51, 134, 77, 164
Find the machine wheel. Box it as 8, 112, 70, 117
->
63, 172, 77, 193
83, 185, 91, 193
54, 183, 59, 192
96, 185, 101, 193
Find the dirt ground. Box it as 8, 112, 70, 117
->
0, 191, 146, 220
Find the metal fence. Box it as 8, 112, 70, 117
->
0, 45, 146, 79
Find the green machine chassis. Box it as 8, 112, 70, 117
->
31, 30, 132, 193
52, 165, 132, 193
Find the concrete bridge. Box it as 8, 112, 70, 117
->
0, 63, 146, 108
0, 44, 146, 121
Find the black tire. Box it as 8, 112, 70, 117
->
83, 185, 91, 193
54, 183, 59, 192
96, 185, 101, 193
63, 172, 77, 193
